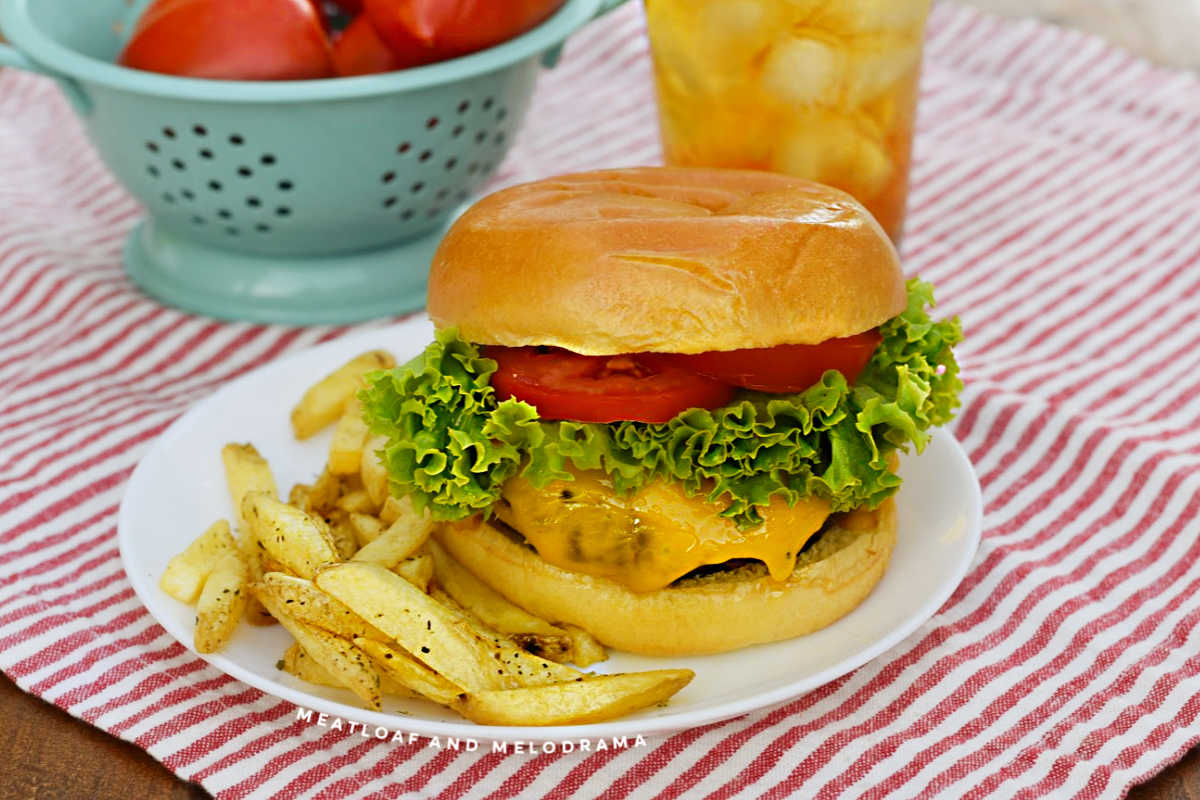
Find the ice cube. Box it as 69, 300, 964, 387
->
818, 0, 931, 34
843, 39, 921, 107
761, 37, 843, 108
773, 112, 894, 200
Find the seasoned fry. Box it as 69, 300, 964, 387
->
454, 670, 694, 726
255, 588, 382, 710
194, 550, 249, 653
159, 520, 238, 604
291, 350, 395, 440
352, 499, 433, 568
427, 539, 572, 661
378, 495, 408, 526
354, 638, 464, 706
314, 562, 504, 691
220, 442, 279, 625
335, 488, 376, 515
392, 554, 434, 593
328, 515, 359, 560
242, 491, 339, 580
258, 572, 387, 641
348, 512, 384, 548
565, 625, 609, 668
429, 588, 581, 687
360, 434, 390, 508
329, 395, 369, 475
221, 443, 277, 532
278, 643, 415, 698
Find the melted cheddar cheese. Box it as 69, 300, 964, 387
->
499, 468, 830, 593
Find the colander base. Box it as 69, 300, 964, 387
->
124, 219, 450, 324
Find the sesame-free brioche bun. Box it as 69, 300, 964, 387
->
427, 167, 907, 355
435, 499, 897, 657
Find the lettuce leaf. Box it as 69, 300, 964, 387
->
362, 279, 962, 528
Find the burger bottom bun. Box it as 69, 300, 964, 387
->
435, 499, 897, 656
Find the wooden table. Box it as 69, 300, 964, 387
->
0, 670, 1194, 799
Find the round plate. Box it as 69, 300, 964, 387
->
117, 318, 982, 743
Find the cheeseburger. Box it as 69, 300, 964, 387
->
362, 167, 962, 656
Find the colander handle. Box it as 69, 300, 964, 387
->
0, 43, 92, 115
541, 0, 631, 68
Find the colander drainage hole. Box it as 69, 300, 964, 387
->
193, 125, 207, 137
229, 134, 245, 146
246, 197, 262, 208
400, 210, 414, 221
474, 131, 487, 144
192, 215, 205, 225
497, 108, 508, 122
163, 192, 175, 204
383, 197, 398, 208
218, 209, 232, 220
494, 132, 505, 146
452, 125, 464, 138
398, 142, 411, 155
436, 188, 449, 201
382, 171, 396, 184
445, 158, 457, 171
146, 142, 159, 153
208, 180, 223, 192
482, 97, 494, 110
278, 180, 294, 191
276, 207, 292, 217
147, 166, 160, 178
163, 127, 176, 139
171, 159, 186, 171
200, 149, 214, 160
237, 166, 253, 178
411, 181, 425, 194
426, 116, 439, 130
457, 100, 470, 113
418, 150, 432, 163
182, 189, 195, 200
261, 154, 276, 166
256, 223, 271, 233
427, 207, 442, 218
226, 227, 239, 236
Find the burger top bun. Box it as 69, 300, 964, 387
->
427, 167, 908, 355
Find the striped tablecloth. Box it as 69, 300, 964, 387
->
3, 2, 1200, 798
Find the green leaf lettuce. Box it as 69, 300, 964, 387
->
361, 279, 962, 528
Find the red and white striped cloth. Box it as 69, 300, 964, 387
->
2, 2, 1200, 797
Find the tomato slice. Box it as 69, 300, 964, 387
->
119, 0, 334, 81
484, 346, 735, 424
645, 331, 882, 394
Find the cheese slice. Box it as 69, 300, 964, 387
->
499, 468, 830, 593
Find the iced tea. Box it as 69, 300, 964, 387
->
644, 0, 930, 241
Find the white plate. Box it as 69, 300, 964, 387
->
118, 317, 982, 743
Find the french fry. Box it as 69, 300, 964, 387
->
159, 520, 238, 604
378, 495, 407, 526
335, 489, 376, 515
348, 513, 384, 548
254, 587, 383, 710
354, 638, 464, 706
278, 643, 415, 698
454, 670, 694, 726
194, 550, 250, 653
314, 562, 505, 691
427, 539, 572, 661
257, 572, 387, 641
289, 469, 342, 517
351, 502, 433, 568
565, 625, 609, 668
220, 443, 279, 625
291, 350, 395, 440
329, 395, 369, 476
392, 554, 434, 593
221, 443, 277, 532
242, 492, 339, 580
361, 434, 390, 508
429, 587, 581, 687
329, 516, 359, 560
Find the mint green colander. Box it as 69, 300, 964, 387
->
0, 0, 626, 323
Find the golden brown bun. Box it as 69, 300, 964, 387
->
427, 167, 907, 355
434, 498, 896, 656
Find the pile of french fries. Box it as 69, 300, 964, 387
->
159, 350, 693, 726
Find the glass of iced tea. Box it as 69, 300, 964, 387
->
643, 0, 930, 241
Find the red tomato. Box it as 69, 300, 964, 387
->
646, 331, 882, 394
119, 0, 335, 81
332, 15, 431, 75
484, 346, 735, 424
364, 0, 565, 62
